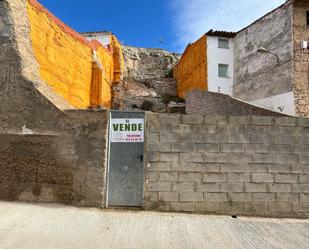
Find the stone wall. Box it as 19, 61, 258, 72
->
0, 0, 109, 207
145, 113, 309, 218
0, 110, 108, 207
186, 90, 285, 116
233, 2, 293, 102
293, 0, 309, 117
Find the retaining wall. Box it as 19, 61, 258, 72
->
145, 113, 309, 218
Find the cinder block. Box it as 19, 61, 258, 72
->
300, 194, 309, 202
180, 192, 203, 202
268, 164, 291, 173
148, 162, 171, 171
275, 174, 298, 183
171, 202, 195, 212
295, 127, 309, 137
159, 192, 179, 202
292, 184, 309, 193
181, 134, 203, 143
197, 183, 220, 192
171, 124, 193, 133
245, 183, 268, 192
160, 133, 179, 142
251, 173, 274, 183
292, 203, 309, 212
145, 192, 158, 202
195, 163, 220, 172
245, 144, 267, 153
148, 152, 160, 162
203, 173, 227, 183
182, 114, 204, 124
179, 172, 202, 182
229, 116, 251, 125
275, 136, 298, 145
291, 165, 309, 173
196, 144, 219, 153
148, 182, 172, 192
298, 118, 309, 127
300, 174, 309, 183
158, 114, 181, 124
180, 153, 203, 163
251, 135, 273, 144
292, 145, 309, 155
276, 193, 299, 202
146, 171, 159, 181
252, 116, 274, 125
269, 202, 292, 212
204, 153, 228, 163
148, 142, 172, 152
252, 193, 275, 202
170, 162, 195, 172
244, 202, 267, 213
228, 193, 251, 202
172, 143, 195, 153
159, 172, 178, 182
205, 125, 218, 134
269, 183, 291, 193
221, 144, 243, 153
228, 134, 251, 144
299, 156, 309, 165
159, 124, 172, 132
220, 183, 244, 192
204, 116, 228, 125
204, 134, 228, 143
252, 154, 273, 164
227, 173, 250, 182
273, 154, 298, 164
268, 145, 291, 153
219, 202, 244, 212
227, 153, 253, 163
195, 202, 219, 212
299, 136, 309, 145
244, 126, 268, 135
160, 153, 179, 162
274, 117, 297, 126
248, 164, 268, 172
204, 193, 227, 201
173, 182, 195, 192
148, 132, 159, 142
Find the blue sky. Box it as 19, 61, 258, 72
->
38, 0, 285, 53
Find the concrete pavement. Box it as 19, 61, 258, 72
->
0, 201, 308, 249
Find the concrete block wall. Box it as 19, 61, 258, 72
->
145, 113, 309, 218
186, 90, 285, 116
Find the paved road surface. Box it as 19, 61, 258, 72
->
0, 201, 308, 249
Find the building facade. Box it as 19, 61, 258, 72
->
206, 31, 235, 95
174, 0, 309, 117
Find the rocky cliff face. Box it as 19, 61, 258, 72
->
112, 46, 182, 112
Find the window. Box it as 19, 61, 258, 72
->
218, 38, 229, 49
218, 64, 229, 78
307, 11, 309, 26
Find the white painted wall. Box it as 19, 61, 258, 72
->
207, 36, 234, 95
82, 33, 111, 46
250, 91, 295, 116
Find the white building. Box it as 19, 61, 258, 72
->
206, 30, 235, 95
81, 31, 112, 47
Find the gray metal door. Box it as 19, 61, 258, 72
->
107, 111, 145, 207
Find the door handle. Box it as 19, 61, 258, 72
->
137, 155, 144, 162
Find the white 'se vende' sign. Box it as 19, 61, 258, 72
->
111, 118, 144, 143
